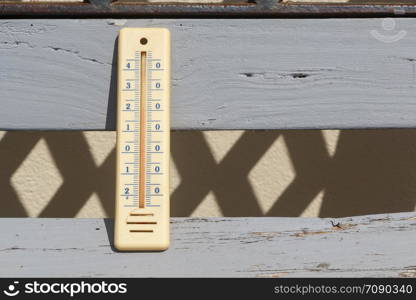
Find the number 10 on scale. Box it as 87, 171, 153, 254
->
115, 28, 170, 251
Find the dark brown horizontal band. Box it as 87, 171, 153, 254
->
2, 0, 416, 18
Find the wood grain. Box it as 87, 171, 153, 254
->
1, 213, 415, 277
1, 19, 416, 130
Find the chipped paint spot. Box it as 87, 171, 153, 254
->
106, 19, 127, 26
257, 272, 289, 278
399, 268, 416, 278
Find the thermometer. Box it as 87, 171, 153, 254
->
114, 28, 170, 251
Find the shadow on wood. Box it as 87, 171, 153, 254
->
0, 130, 416, 217
105, 38, 117, 131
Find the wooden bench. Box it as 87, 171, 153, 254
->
1, 9, 416, 277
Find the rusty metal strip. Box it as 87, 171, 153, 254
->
1, 0, 416, 17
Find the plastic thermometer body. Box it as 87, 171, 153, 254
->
115, 28, 170, 251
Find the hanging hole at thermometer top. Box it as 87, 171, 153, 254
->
140, 38, 148, 45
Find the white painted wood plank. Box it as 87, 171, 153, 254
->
0, 213, 415, 277
1, 19, 416, 130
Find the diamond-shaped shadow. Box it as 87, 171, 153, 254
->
11, 138, 63, 217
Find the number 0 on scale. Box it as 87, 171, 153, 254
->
115, 28, 170, 251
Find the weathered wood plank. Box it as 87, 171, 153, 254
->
2, 19, 416, 130
3, 1, 416, 18
1, 213, 415, 277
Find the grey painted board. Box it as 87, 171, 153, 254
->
1, 213, 416, 277
1, 19, 416, 130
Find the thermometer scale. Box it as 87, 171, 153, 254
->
115, 28, 170, 251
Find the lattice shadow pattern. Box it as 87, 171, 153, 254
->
0, 130, 415, 217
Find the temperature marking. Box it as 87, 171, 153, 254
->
115, 28, 170, 251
